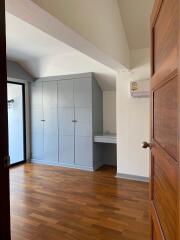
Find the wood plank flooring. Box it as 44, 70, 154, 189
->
10, 164, 150, 240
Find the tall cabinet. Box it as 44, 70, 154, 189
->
31, 80, 58, 164
31, 73, 103, 171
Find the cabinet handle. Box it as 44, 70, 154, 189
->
41, 120, 45, 122
72, 120, 77, 123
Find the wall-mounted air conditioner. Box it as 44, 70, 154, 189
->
130, 80, 150, 98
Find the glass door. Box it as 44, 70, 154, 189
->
7, 82, 26, 165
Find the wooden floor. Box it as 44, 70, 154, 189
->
10, 164, 150, 240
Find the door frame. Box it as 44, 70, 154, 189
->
0, 0, 11, 239
7, 81, 27, 167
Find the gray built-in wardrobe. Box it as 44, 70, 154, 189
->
30, 73, 103, 171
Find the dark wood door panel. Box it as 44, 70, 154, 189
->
150, 0, 179, 239
152, 147, 178, 240
153, 229, 161, 240
153, 76, 178, 161
153, 0, 177, 73
151, 204, 165, 240
152, 144, 178, 189
152, 223, 163, 240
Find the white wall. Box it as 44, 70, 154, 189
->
116, 48, 150, 178
103, 91, 116, 134
7, 60, 33, 81
31, 0, 129, 67
130, 48, 150, 80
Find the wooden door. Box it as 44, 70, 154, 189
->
150, 0, 179, 239
0, 1, 11, 239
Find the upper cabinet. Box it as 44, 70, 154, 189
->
74, 77, 92, 107
31, 81, 43, 109
43, 81, 58, 108
58, 80, 74, 107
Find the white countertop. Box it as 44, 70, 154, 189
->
94, 135, 116, 144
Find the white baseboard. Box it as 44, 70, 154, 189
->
30, 159, 94, 172
116, 173, 149, 182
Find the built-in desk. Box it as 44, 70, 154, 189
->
94, 135, 116, 144
94, 135, 117, 167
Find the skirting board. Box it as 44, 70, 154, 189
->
116, 173, 149, 183
31, 159, 94, 172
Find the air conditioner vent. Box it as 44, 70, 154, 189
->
130, 80, 150, 98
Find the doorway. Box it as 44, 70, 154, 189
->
7, 82, 26, 166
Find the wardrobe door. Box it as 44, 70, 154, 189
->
74, 77, 92, 107
74, 78, 93, 167
75, 108, 92, 136
75, 136, 93, 167
43, 81, 58, 163
58, 80, 74, 165
31, 81, 44, 160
